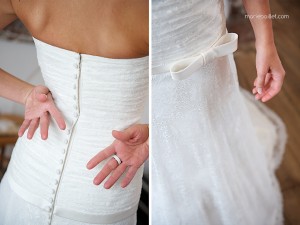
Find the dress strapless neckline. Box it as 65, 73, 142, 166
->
32, 36, 149, 64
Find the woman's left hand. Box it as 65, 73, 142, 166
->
86, 124, 149, 189
253, 42, 285, 102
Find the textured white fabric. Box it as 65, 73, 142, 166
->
0, 36, 148, 225
0, 174, 137, 225
152, 0, 287, 225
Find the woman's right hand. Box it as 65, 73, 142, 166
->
18, 85, 66, 140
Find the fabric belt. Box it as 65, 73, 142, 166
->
152, 33, 238, 80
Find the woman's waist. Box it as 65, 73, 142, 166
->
4, 166, 142, 223
6, 135, 144, 222
8, 139, 144, 188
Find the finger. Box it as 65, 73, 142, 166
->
255, 76, 265, 94
253, 77, 257, 87
256, 67, 269, 94
112, 130, 132, 142
93, 158, 118, 185
256, 79, 272, 100
40, 112, 49, 140
18, 119, 31, 137
121, 166, 138, 188
265, 73, 272, 85
261, 82, 282, 102
27, 118, 40, 139
48, 102, 66, 130
86, 144, 115, 169
259, 71, 283, 102
255, 87, 267, 101
255, 77, 273, 100
253, 74, 270, 94
104, 163, 127, 189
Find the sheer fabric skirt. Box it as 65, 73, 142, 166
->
152, 54, 286, 225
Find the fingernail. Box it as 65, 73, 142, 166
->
257, 87, 262, 94
93, 179, 99, 185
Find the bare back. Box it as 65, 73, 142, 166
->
1, 0, 149, 58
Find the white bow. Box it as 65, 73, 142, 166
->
152, 33, 238, 81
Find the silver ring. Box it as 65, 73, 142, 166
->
112, 155, 122, 165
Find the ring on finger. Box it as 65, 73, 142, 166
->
112, 155, 122, 165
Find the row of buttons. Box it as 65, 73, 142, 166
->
47, 54, 81, 225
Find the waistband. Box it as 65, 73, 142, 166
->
152, 33, 238, 80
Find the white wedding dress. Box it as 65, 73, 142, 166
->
0, 36, 148, 225
152, 0, 286, 225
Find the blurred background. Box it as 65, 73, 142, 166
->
226, 0, 300, 224
0, 20, 149, 225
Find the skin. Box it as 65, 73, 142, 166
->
243, 0, 285, 102
87, 124, 149, 189
0, 0, 285, 188
0, 0, 149, 188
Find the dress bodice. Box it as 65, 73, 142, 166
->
152, 0, 226, 70
5, 37, 148, 224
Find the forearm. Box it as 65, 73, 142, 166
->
243, 0, 275, 48
0, 68, 34, 104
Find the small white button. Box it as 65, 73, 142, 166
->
59, 159, 64, 164
49, 198, 53, 203
67, 129, 71, 135
74, 63, 79, 69
54, 180, 59, 185
73, 113, 78, 118
56, 170, 61, 175
48, 207, 52, 212
62, 149, 66, 154
51, 189, 55, 194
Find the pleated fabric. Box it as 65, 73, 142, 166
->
0, 36, 148, 225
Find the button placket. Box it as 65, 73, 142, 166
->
48, 54, 81, 225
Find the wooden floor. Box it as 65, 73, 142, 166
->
228, 0, 300, 224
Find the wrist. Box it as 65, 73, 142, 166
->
255, 32, 275, 50
22, 85, 34, 105
255, 39, 276, 52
